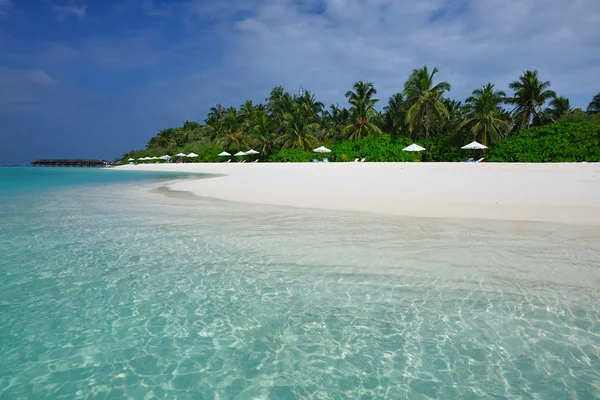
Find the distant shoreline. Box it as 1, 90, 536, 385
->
116, 162, 600, 225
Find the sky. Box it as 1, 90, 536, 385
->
0, 0, 599, 164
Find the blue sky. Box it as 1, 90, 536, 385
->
1, 0, 599, 164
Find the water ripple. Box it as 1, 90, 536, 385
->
1, 184, 599, 398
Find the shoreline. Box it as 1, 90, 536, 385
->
115, 162, 600, 225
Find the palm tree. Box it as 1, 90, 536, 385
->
206, 104, 225, 124
215, 108, 248, 151
266, 86, 295, 133
403, 66, 451, 157
296, 90, 324, 122
587, 93, 600, 114
322, 104, 350, 141
545, 96, 572, 121
251, 111, 276, 156
343, 80, 382, 140
507, 70, 555, 131
382, 93, 407, 137
276, 110, 319, 150
459, 83, 509, 146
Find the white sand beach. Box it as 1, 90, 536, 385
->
116, 162, 600, 225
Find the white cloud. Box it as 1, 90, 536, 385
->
164, 0, 599, 109
53, 4, 87, 21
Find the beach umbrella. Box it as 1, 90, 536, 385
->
137, 158, 145, 161
234, 151, 247, 157
402, 143, 426, 152
313, 146, 331, 153
461, 141, 488, 150
176, 152, 187, 157
186, 153, 198, 158
245, 149, 260, 155
128, 158, 135, 161
218, 151, 232, 157
161, 155, 171, 159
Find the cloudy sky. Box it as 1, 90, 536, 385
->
1, 0, 599, 164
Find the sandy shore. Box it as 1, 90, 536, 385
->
116, 162, 600, 225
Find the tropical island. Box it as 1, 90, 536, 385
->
118, 66, 600, 163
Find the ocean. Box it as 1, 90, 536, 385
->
1, 166, 599, 399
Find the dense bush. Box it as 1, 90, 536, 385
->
427, 132, 468, 162
267, 148, 315, 162
331, 134, 415, 162
487, 122, 600, 162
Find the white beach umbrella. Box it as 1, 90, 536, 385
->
245, 149, 260, 155
140, 157, 150, 160
137, 158, 145, 161
402, 143, 426, 152
186, 153, 198, 158
461, 141, 488, 150
313, 146, 331, 153
150, 156, 159, 160
128, 158, 135, 161
161, 155, 171, 159
234, 151, 247, 157
218, 151, 232, 157
176, 152, 187, 157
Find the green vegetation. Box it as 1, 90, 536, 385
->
487, 122, 600, 163
118, 69, 600, 164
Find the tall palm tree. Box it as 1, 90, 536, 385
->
215, 108, 248, 151
206, 104, 225, 124
343, 80, 382, 140
276, 110, 319, 150
382, 92, 407, 137
267, 86, 295, 133
251, 111, 276, 156
322, 104, 350, 141
296, 90, 324, 122
459, 83, 509, 146
403, 66, 451, 155
587, 93, 600, 114
507, 70, 555, 131
545, 96, 572, 121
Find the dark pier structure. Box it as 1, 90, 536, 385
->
31, 159, 109, 167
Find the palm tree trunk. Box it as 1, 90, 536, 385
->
425, 124, 429, 162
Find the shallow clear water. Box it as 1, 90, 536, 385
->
1, 168, 600, 399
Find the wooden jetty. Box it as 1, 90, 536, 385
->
31, 159, 109, 167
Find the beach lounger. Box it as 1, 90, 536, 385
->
360, 158, 365, 162
253, 159, 258, 163
226, 159, 231, 163
476, 158, 485, 163
312, 159, 319, 163
354, 158, 359, 162
322, 158, 329, 163
465, 158, 475, 163
240, 160, 246, 163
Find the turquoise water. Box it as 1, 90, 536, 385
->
0, 167, 197, 194
1, 167, 600, 398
